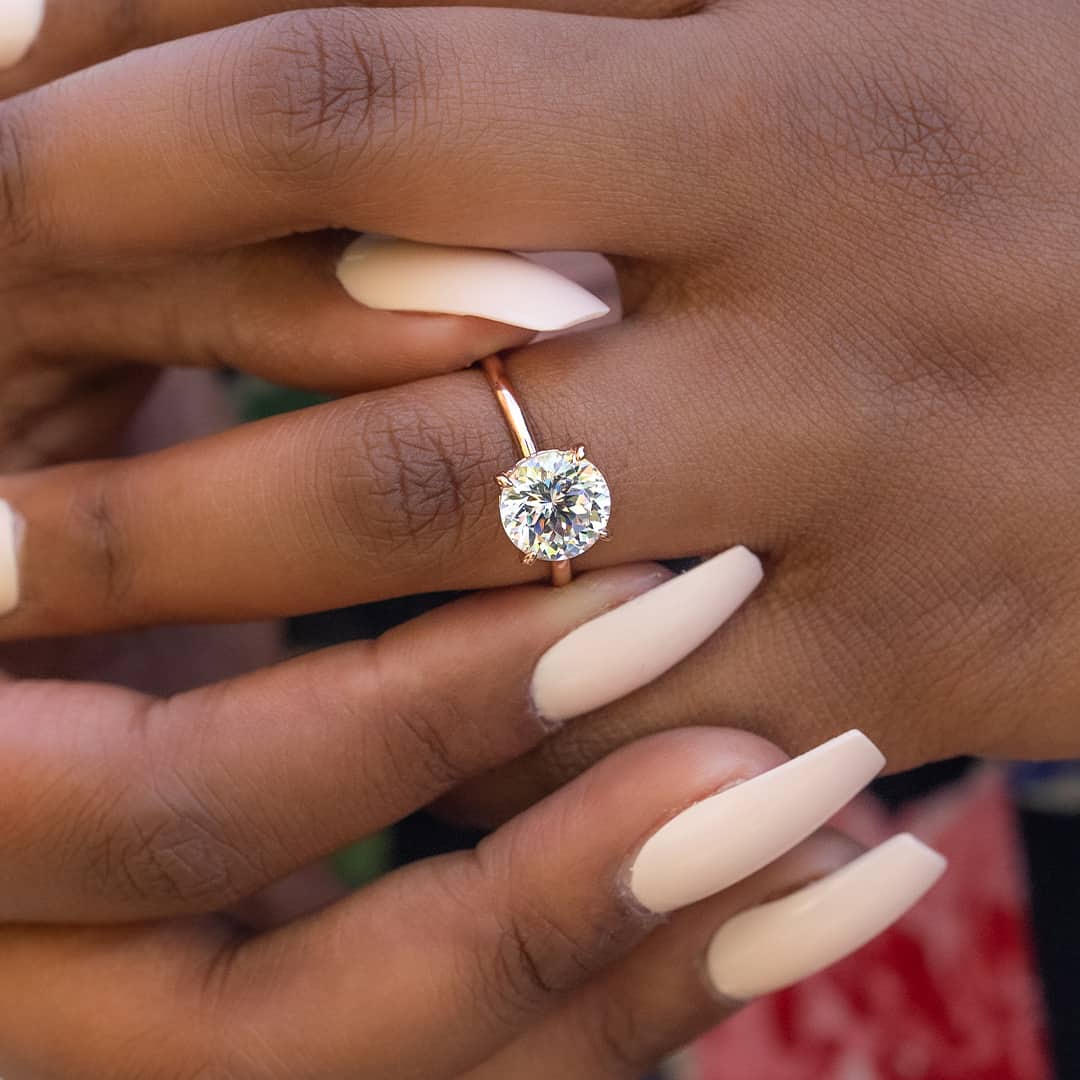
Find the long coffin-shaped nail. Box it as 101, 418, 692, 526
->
0, 0, 45, 70
628, 730, 886, 913
531, 546, 763, 724
336, 237, 610, 332
0, 500, 20, 614
706, 834, 947, 1000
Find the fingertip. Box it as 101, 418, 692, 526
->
336, 237, 611, 332
0, 499, 22, 616
0, 0, 44, 71
626, 729, 882, 913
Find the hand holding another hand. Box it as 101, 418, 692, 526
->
2, 0, 1078, 795
1, 0, 1076, 1071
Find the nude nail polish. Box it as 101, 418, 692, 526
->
628, 731, 886, 914
706, 834, 946, 999
336, 237, 610, 332
0, 500, 20, 615
0, 0, 45, 70
530, 546, 763, 724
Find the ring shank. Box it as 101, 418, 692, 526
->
481, 354, 572, 587
482, 353, 537, 459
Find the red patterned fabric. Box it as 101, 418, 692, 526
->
689, 769, 1049, 1080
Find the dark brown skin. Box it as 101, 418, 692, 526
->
0, 0, 1078, 1072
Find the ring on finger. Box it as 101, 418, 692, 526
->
483, 353, 612, 587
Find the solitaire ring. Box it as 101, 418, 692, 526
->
482, 354, 612, 587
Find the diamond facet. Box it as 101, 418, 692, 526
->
498, 449, 611, 561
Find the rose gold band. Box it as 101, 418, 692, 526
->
482, 354, 572, 587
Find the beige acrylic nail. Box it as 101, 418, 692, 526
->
531, 546, 764, 724
0, 499, 21, 615
706, 834, 947, 1000
337, 237, 610, 332
0, 0, 45, 70
628, 730, 886, 914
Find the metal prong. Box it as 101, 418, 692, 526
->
522, 553, 537, 566
598, 530, 611, 542
575, 445, 587, 460
495, 474, 512, 488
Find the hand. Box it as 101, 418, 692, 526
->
0, 2, 977, 1070
0, 548, 945, 1077
2, 0, 1076, 812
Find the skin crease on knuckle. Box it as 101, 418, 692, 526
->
102, 762, 272, 914
1, 6, 1079, 1077
316, 381, 505, 570
436, 0, 1080, 818
0, 99, 39, 258
464, 821, 651, 1028
29, 690, 282, 917
368, 660, 481, 796
219, 9, 425, 202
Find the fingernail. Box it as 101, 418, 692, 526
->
628, 730, 885, 913
0, 0, 45, 70
336, 237, 610, 332
531, 546, 763, 724
706, 834, 946, 999
0, 500, 21, 614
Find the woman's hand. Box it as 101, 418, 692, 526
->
0, 2, 982, 1070
0, 552, 944, 1077
1, 0, 1077, 810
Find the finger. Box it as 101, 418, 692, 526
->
2, 7, 722, 264
15, 236, 609, 393
0, 728, 784, 1077
443, 481, 1073, 827
0, 0, 689, 99
0, 825, 943, 1079
0, 919, 238, 1079
184, 729, 802, 1077
469, 833, 946, 1080
0, 361, 156, 472
465, 831, 862, 1080
0, 318, 797, 638
217, 733, 937, 1077
0, 563, 673, 922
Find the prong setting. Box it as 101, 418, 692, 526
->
496, 447, 612, 563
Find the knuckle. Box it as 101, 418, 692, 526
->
762, 8, 1030, 221
0, 102, 39, 253
371, 668, 474, 794
323, 390, 495, 566
67, 469, 137, 621
488, 900, 591, 1016
364, 632, 548, 804
226, 9, 422, 187
106, 793, 259, 911
469, 834, 634, 1021
815, 58, 998, 203
99, 713, 270, 911
494, 906, 576, 1009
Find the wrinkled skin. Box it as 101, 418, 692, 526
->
2, 0, 1078, 787
0, 0, 1077, 1072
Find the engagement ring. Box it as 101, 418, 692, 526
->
482, 354, 612, 587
